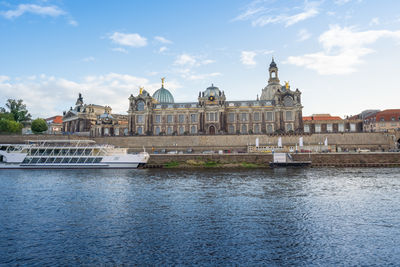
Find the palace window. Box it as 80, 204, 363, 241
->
254, 112, 260, 121
327, 123, 333, 132
267, 124, 273, 133
167, 115, 173, 123
190, 125, 197, 134
254, 124, 260, 134
191, 114, 197, 123
286, 124, 293, 132
240, 113, 248, 122
137, 101, 145, 111
350, 123, 356, 132
207, 112, 218, 122
286, 111, 293, 121
179, 114, 185, 123
315, 124, 321, 133
137, 115, 144, 123
228, 125, 235, 134
155, 115, 161, 123
266, 112, 274, 121
167, 126, 173, 135
304, 124, 310, 133
137, 126, 143, 135
338, 123, 344, 132
155, 126, 160, 135
241, 124, 247, 134
179, 126, 184, 135
228, 113, 235, 123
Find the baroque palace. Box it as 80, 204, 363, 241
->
63, 59, 304, 136
127, 59, 303, 136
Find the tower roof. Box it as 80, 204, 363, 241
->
269, 57, 277, 68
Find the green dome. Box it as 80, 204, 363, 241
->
204, 84, 220, 97
152, 86, 174, 103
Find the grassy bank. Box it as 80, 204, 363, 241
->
163, 159, 267, 169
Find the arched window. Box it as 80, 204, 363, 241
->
137, 101, 145, 111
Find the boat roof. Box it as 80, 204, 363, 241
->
26, 140, 96, 144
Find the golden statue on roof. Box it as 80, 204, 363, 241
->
161, 77, 165, 87
285, 81, 289, 89
139, 86, 144, 95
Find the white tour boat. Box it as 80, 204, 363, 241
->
0, 140, 150, 169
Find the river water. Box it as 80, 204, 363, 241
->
1, 168, 400, 265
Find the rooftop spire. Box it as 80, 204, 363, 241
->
161, 77, 165, 88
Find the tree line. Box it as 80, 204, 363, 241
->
0, 99, 48, 134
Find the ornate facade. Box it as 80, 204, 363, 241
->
62, 94, 128, 136
128, 59, 303, 135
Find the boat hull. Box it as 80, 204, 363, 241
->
0, 162, 142, 169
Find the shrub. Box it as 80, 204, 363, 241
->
31, 118, 48, 134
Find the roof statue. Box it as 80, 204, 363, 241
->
285, 81, 289, 89
139, 87, 143, 95
161, 77, 165, 88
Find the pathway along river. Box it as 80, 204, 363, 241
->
1, 168, 400, 265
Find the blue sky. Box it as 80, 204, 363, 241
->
1, 0, 400, 118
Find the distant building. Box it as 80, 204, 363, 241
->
363, 109, 400, 132
128, 58, 304, 135
303, 114, 363, 133
62, 93, 128, 136
45, 115, 63, 134
90, 106, 129, 137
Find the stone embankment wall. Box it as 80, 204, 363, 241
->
148, 153, 400, 167
0, 132, 396, 152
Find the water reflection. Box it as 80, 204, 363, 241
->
1, 168, 400, 265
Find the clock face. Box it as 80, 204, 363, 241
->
208, 95, 215, 101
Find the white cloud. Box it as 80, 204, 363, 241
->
298, 29, 311, 41
369, 17, 380, 26
201, 59, 215, 65
109, 32, 147, 47
69, 19, 78, 26
154, 36, 172, 44
240, 51, 257, 66
1, 4, 65, 19
0, 75, 10, 83
174, 54, 197, 66
159, 46, 167, 53
0, 74, 183, 117
234, 1, 319, 27
173, 53, 215, 66
111, 47, 128, 53
286, 25, 400, 75
82, 57, 95, 62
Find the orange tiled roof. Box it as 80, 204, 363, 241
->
46, 115, 63, 124
375, 109, 400, 122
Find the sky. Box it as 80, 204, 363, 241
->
0, 0, 400, 118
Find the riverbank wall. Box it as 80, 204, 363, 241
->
147, 153, 400, 168
0, 132, 397, 152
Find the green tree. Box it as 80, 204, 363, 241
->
5, 99, 31, 125
31, 118, 48, 134
0, 119, 23, 133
